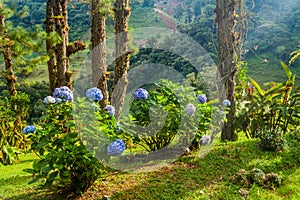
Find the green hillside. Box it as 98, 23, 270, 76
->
5, 0, 300, 84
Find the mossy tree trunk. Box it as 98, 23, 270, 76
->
45, 0, 87, 94
215, 0, 245, 141
0, 2, 17, 96
111, 0, 131, 119
45, 0, 56, 94
53, 0, 69, 88
91, 0, 109, 108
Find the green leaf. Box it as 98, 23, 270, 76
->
45, 171, 58, 186
280, 61, 292, 80
265, 82, 285, 96
289, 49, 300, 65
23, 168, 37, 174
248, 77, 265, 97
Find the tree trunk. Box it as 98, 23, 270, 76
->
45, 0, 56, 95
0, 2, 17, 96
111, 0, 131, 119
53, 0, 69, 89
215, 0, 245, 141
91, 0, 109, 108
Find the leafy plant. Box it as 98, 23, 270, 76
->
122, 80, 214, 152
0, 92, 30, 165
257, 129, 286, 152
26, 101, 107, 195
236, 62, 300, 151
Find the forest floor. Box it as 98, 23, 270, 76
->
0, 134, 299, 200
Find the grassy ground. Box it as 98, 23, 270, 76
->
0, 133, 299, 200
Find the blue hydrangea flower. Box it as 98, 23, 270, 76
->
23, 125, 36, 134
186, 103, 196, 116
197, 94, 207, 104
55, 98, 62, 103
200, 135, 211, 146
43, 96, 56, 104
133, 88, 149, 100
117, 123, 121, 131
105, 105, 115, 116
86, 87, 103, 101
222, 99, 231, 107
107, 139, 125, 156
53, 86, 73, 101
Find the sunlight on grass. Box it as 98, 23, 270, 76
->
0, 153, 41, 199
1, 137, 299, 200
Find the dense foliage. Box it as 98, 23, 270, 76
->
236, 62, 300, 151
25, 101, 108, 195
0, 92, 30, 165
0, 0, 299, 198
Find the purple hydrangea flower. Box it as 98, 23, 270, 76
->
86, 87, 103, 101
186, 103, 196, 116
197, 94, 207, 104
23, 125, 36, 134
53, 86, 73, 101
105, 105, 115, 116
107, 139, 125, 156
200, 135, 211, 146
133, 88, 149, 100
43, 96, 56, 104
222, 99, 231, 107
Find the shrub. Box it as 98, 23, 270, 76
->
257, 129, 286, 152
0, 92, 30, 165
26, 99, 107, 195
236, 62, 300, 151
126, 82, 183, 152
123, 80, 214, 152
17, 81, 50, 122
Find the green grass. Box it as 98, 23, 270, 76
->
1, 134, 298, 200
80, 134, 299, 200
0, 153, 63, 200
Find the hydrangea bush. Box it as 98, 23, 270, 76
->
26, 91, 108, 195
124, 80, 214, 152
126, 82, 183, 152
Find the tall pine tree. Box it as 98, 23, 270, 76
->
0, 1, 16, 96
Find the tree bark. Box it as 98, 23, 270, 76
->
53, 0, 69, 89
45, 0, 56, 95
91, 0, 109, 108
0, 2, 17, 96
215, 0, 245, 141
112, 0, 131, 119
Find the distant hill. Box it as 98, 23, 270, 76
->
6, 0, 300, 84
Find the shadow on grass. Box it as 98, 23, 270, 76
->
91, 139, 300, 200
6, 138, 299, 200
